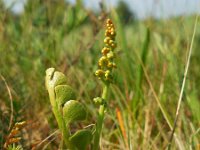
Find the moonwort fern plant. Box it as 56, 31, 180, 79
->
45, 19, 117, 150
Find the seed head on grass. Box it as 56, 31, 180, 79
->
95, 19, 117, 83
4, 121, 27, 149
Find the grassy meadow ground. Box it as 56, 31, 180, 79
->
0, 1, 200, 149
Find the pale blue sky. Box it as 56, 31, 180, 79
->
3, 0, 200, 19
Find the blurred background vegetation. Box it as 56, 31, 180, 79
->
0, 0, 200, 149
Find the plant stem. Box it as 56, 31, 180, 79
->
49, 89, 73, 149
52, 104, 71, 148
93, 83, 109, 150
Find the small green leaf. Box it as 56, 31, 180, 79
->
63, 100, 86, 125
51, 71, 68, 87
45, 68, 68, 90
69, 129, 92, 150
55, 85, 76, 107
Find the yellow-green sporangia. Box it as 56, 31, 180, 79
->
45, 68, 92, 150
93, 18, 117, 150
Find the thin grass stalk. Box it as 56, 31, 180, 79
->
132, 54, 173, 129
167, 15, 199, 150
0, 75, 14, 130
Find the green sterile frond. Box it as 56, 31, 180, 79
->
45, 68, 68, 107
69, 129, 93, 150
55, 85, 76, 107
45, 68, 93, 148
45, 68, 68, 90
63, 100, 87, 125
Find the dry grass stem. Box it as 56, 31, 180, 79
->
168, 15, 199, 149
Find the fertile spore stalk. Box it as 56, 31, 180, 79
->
93, 18, 117, 150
